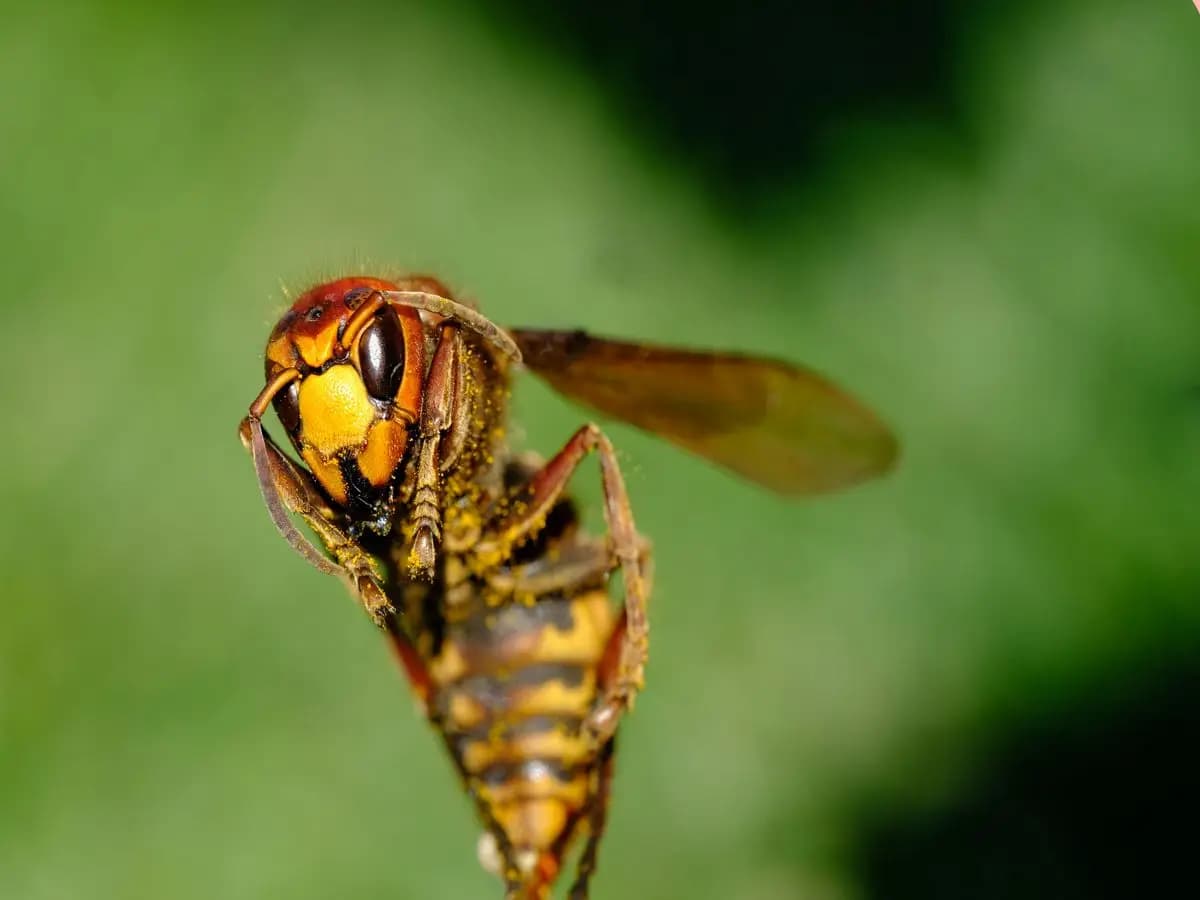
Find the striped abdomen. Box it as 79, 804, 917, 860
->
429, 589, 617, 888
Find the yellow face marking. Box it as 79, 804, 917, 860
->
293, 327, 338, 369
297, 366, 376, 457
358, 418, 408, 488
301, 446, 348, 505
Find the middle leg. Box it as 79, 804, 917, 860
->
474, 423, 652, 747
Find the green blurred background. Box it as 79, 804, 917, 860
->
3, 1, 1199, 897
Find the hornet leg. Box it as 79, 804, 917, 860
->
474, 423, 651, 748
568, 740, 617, 900
238, 418, 432, 707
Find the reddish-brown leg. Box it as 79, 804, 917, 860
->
240, 417, 390, 620
568, 740, 617, 900
475, 423, 651, 747
238, 417, 433, 705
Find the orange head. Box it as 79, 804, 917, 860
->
261, 277, 427, 529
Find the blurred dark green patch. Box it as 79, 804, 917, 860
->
857, 632, 1200, 899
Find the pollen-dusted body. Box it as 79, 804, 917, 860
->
240, 273, 897, 898
241, 276, 650, 899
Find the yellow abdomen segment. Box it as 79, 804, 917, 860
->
430, 591, 616, 858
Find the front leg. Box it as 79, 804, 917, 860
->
238, 416, 391, 624
239, 417, 434, 708
474, 424, 651, 748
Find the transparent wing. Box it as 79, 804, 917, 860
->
510, 329, 898, 496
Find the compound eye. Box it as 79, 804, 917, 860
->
358, 312, 406, 402
273, 380, 301, 433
